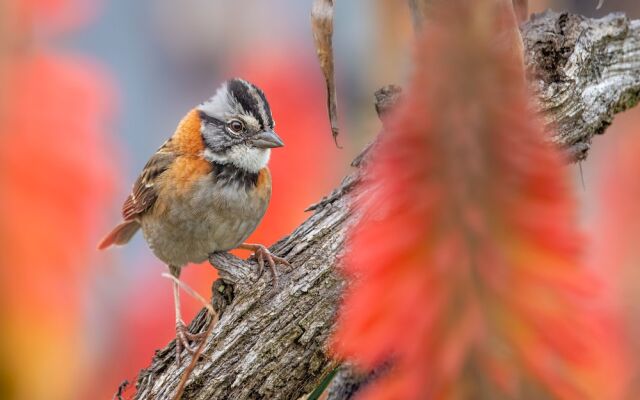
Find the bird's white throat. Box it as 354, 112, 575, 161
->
204, 145, 270, 173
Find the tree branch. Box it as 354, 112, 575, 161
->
132, 10, 640, 400
525, 11, 640, 161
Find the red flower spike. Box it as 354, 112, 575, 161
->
332, 1, 626, 399
0, 52, 119, 400
587, 108, 640, 397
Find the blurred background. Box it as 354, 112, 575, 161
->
0, 0, 639, 399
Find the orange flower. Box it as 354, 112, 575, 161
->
332, 2, 626, 399
586, 108, 640, 397
0, 52, 118, 400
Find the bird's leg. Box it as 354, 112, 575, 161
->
165, 266, 213, 364
236, 243, 290, 287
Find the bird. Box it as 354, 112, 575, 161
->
98, 78, 289, 360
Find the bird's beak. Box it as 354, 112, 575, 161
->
252, 130, 284, 148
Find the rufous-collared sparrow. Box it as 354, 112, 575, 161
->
99, 78, 289, 359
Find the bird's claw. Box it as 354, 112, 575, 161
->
175, 320, 207, 363
249, 245, 290, 287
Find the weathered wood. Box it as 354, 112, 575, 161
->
132, 11, 640, 400
525, 10, 640, 161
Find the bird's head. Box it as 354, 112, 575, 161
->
197, 78, 284, 173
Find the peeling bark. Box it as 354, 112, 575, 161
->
132, 11, 640, 400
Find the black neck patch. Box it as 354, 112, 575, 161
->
211, 161, 259, 190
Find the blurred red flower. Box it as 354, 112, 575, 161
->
0, 52, 118, 399
587, 108, 640, 396
332, 2, 626, 399
10, 0, 100, 34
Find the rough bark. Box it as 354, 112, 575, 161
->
525, 11, 640, 161
132, 10, 640, 400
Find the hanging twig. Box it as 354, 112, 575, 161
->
311, 0, 341, 147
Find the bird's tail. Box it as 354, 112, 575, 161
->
98, 220, 140, 250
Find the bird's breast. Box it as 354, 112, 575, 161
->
141, 167, 271, 266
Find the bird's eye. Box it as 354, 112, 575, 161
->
228, 120, 245, 134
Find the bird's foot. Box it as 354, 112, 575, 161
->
175, 320, 207, 364
239, 243, 290, 287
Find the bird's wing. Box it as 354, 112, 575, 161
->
122, 141, 176, 221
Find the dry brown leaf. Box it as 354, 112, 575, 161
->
311, 0, 340, 147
